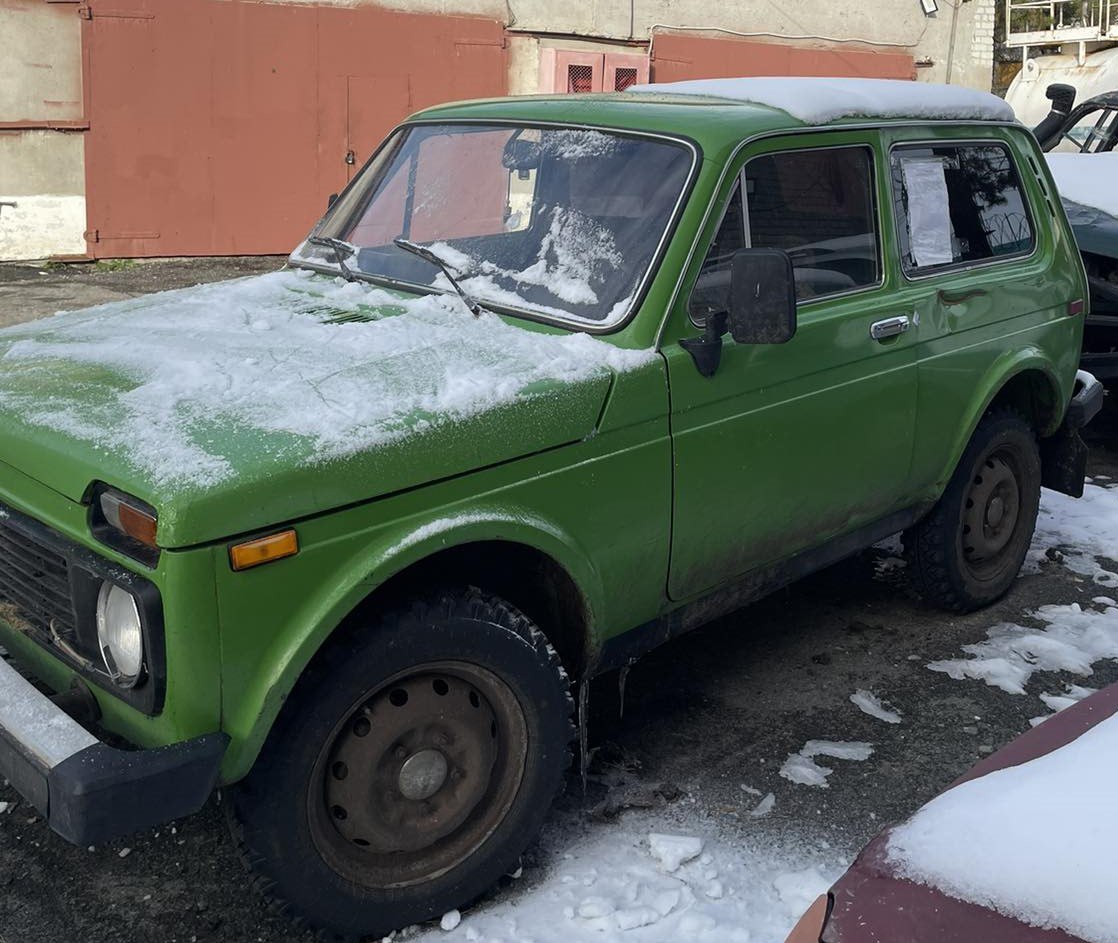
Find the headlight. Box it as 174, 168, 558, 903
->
96, 582, 144, 686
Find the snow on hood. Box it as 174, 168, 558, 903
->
629, 77, 1016, 125
886, 704, 1118, 943
0, 269, 654, 492
1046, 152, 1118, 219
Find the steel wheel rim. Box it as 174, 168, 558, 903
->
308, 660, 528, 889
960, 447, 1023, 580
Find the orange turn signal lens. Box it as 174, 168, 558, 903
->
783, 894, 830, 943
99, 489, 158, 548
229, 530, 299, 571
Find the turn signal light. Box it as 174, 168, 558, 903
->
1068, 298, 1085, 316
229, 530, 299, 571
99, 489, 158, 548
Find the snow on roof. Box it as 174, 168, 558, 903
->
0, 270, 653, 490
887, 698, 1118, 943
628, 77, 1015, 125
1046, 152, 1118, 219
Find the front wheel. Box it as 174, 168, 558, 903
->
227, 589, 574, 940
904, 409, 1041, 612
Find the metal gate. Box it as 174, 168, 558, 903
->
80, 0, 507, 258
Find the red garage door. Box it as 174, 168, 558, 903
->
81, 0, 507, 258
650, 33, 915, 84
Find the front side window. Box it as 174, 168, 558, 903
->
291, 123, 694, 328
891, 143, 1035, 275
689, 145, 880, 320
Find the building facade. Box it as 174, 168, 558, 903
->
1, 0, 997, 261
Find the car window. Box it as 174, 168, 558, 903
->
891, 143, 1035, 275
688, 145, 881, 320
1053, 106, 1118, 153
688, 180, 746, 321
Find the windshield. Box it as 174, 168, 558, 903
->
290, 123, 694, 328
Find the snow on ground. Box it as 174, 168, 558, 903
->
629, 77, 1014, 124
887, 712, 1118, 943
779, 741, 874, 788
927, 600, 1118, 696
849, 690, 902, 724
1026, 481, 1118, 589
1046, 153, 1118, 219
405, 812, 842, 943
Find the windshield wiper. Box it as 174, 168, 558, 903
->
394, 237, 482, 318
308, 236, 360, 283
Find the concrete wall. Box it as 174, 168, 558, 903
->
0, 1, 87, 262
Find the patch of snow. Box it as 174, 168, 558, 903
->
887, 712, 1118, 943
412, 812, 842, 943
927, 602, 1118, 695
629, 77, 1015, 124
749, 793, 776, 818
779, 740, 874, 788
440, 910, 462, 931
0, 272, 655, 490
1046, 153, 1118, 218
1094, 596, 1118, 607
1026, 482, 1118, 588
850, 689, 902, 724
648, 834, 703, 872
1030, 683, 1098, 726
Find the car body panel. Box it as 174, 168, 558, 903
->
822, 684, 1118, 943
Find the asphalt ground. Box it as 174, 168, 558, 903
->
0, 258, 1115, 943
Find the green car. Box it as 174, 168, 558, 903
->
0, 78, 1102, 938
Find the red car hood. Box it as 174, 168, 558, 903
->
822, 684, 1118, 943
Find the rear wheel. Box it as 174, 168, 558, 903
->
228, 589, 574, 939
905, 409, 1041, 612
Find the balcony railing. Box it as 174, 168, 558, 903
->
1005, 0, 1116, 46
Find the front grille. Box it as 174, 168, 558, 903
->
0, 515, 76, 638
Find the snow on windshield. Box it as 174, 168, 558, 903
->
0, 271, 655, 490
887, 709, 1118, 943
1046, 152, 1118, 218
630, 77, 1015, 125
292, 124, 693, 327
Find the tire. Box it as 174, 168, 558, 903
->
227, 588, 574, 940
904, 408, 1041, 612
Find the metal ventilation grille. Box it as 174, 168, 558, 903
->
567, 64, 594, 93
0, 516, 75, 638
614, 67, 638, 91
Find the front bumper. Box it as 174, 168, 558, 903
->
0, 654, 226, 845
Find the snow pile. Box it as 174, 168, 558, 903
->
1027, 481, 1118, 588
0, 271, 654, 490
927, 601, 1118, 695
1030, 683, 1098, 727
628, 77, 1015, 124
850, 690, 902, 724
413, 814, 841, 943
1046, 153, 1118, 219
779, 740, 874, 788
887, 712, 1118, 943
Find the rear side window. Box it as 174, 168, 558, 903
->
689, 145, 881, 319
891, 143, 1035, 275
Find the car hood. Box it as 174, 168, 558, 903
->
1062, 198, 1118, 260
0, 270, 653, 547
822, 684, 1118, 943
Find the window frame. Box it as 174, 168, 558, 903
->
687, 140, 885, 326
887, 138, 1039, 282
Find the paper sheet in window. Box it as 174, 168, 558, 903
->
901, 158, 953, 268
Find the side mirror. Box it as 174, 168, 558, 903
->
727, 248, 797, 345
680, 248, 797, 378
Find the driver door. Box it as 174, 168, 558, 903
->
665, 133, 918, 601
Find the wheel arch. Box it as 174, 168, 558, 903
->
934, 352, 1068, 495
221, 513, 602, 782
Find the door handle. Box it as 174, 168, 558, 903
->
870, 315, 910, 341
